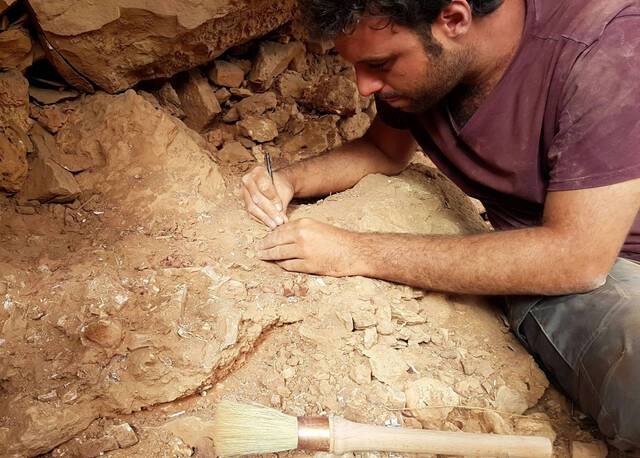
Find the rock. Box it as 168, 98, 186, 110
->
249, 40, 305, 90
174, 69, 221, 132
234, 92, 278, 119
1, 0, 17, 14
405, 377, 460, 429
514, 414, 556, 443
391, 303, 427, 325
303, 75, 360, 116
155, 82, 185, 119
222, 107, 239, 123
306, 38, 334, 54
29, 87, 79, 105
0, 127, 28, 192
363, 344, 409, 386
0, 69, 30, 131
339, 112, 371, 142
30, 105, 68, 133
352, 310, 376, 330
217, 141, 254, 163
479, 411, 513, 434
276, 71, 309, 99
18, 156, 81, 203
363, 326, 377, 349
207, 60, 245, 88
30, 123, 100, 173
215, 88, 231, 104
238, 117, 278, 143
78, 435, 119, 458
349, 362, 372, 385
81, 319, 123, 348
109, 423, 139, 448
495, 385, 528, 414
27, 0, 297, 93
570, 441, 608, 458
0, 28, 33, 71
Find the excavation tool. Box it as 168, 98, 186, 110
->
264, 151, 274, 183
212, 401, 553, 457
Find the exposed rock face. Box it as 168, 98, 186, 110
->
0, 70, 30, 131
0, 28, 33, 71
0, 126, 29, 192
18, 155, 81, 203
26, 0, 297, 93
174, 69, 221, 132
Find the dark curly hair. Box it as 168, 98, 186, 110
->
301, 0, 504, 40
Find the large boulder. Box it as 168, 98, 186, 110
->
26, 0, 297, 93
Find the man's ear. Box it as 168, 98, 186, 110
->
434, 0, 472, 39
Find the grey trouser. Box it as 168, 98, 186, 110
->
506, 258, 640, 452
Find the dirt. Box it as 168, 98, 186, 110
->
0, 8, 610, 457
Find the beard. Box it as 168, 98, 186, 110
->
380, 44, 470, 113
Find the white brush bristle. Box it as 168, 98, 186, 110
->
213, 400, 298, 456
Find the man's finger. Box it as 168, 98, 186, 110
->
256, 226, 298, 250
242, 176, 285, 225
243, 188, 277, 229
257, 243, 300, 261
276, 259, 311, 273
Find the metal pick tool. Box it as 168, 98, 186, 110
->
264, 151, 274, 184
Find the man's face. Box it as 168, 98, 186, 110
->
335, 16, 470, 113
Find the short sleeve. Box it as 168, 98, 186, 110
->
374, 95, 413, 130
547, 15, 640, 191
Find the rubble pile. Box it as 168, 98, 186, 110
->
0, 1, 606, 457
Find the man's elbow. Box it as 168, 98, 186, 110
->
562, 262, 610, 294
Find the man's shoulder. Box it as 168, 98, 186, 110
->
530, 0, 640, 46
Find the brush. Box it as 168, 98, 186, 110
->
212, 401, 553, 457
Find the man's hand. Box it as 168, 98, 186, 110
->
242, 166, 294, 229
256, 218, 360, 277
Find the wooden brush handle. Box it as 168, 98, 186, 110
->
330, 417, 553, 457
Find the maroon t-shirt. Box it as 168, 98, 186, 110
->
377, 0, 640, 261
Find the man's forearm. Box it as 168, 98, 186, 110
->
280, 137, 409, 199
349, 227, 608, 296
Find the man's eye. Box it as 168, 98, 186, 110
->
368, 60, 389, 70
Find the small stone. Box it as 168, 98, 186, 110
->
37, 390, 58, 402
18, 156, 81, 203
276, 71, 309, 99
352, 310, 377, 330
282, 366, 296, 380
29, 87, 79, 105
0, 69, 30, 131
303, 75, 360, 116
229, 87, 253, 98
217, 141, 254, 163
238, 117, 279, 143
110, 423, 139, 448
306, 38, 334, 54
215, 87, 232, 104
364, 344, 409, 386
234, 92, 278, 119
339, 112, 371, 141
155, 82, 185, 119
495, 385, 528, 414
77, 435, 119, 458
0, 127, 28, 192
82, 319, 123, 348
514, 414, 556, 443
208, 60, 245, 88
0, 28, 32, 72
249, 41, 306, 89
349, 362, 371, 385
15, 205, 36, 215
363, 326, 377, 349
461, 358, 476, 375
480, 411, 513, 434
174, 69, 221, 132
405, 377, 460, 429
571, 441, 608, 458
336, 310, 354, 332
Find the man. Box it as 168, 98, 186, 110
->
241, 0, 640, 450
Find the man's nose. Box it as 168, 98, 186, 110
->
355, 70, 384, 97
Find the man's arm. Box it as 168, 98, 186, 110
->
241, 116, 416, 228
280, 116, 417, 197
257, 179, 640, 295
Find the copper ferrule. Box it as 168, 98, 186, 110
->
297, 416, 331, 451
